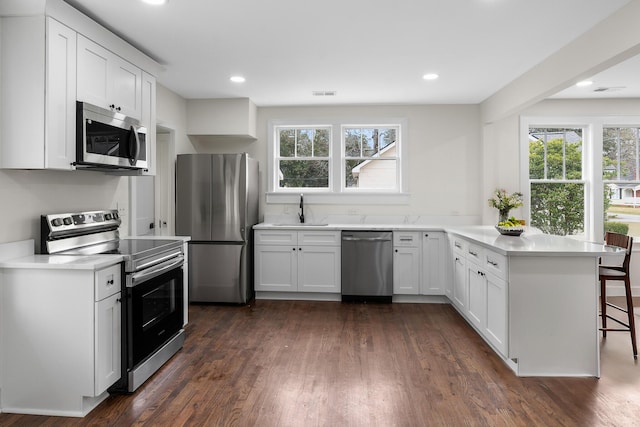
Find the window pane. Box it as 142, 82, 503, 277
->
618, 127, 638, 180
279, 160, 329, 188
530, 182, 584, 236
279, 129, 295, 157
314, 129, 330, 157
344, 128, 361, 157
603, 128, 618, 180
529, 128, 582, 180
345, 158, 396, 189
296, 129, 313, 157
529, 136, 545, 179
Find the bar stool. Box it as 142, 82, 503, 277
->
600, 231, 637, 359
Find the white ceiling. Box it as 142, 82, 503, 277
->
64, 0, 635, 106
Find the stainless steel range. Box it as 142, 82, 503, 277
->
41, 209, 185, 393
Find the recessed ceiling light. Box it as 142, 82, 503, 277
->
141, 0, 167, 5
230, 76, 246, 83
422, 73, 439, 81
576, 80, 593, 87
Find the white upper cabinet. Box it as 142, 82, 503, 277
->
77, 35, 143, 120
0, 16, 76, 169
0, 1, 159, 171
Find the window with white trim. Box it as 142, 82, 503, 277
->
276, 127, 330, 189
344, 126, 399, 190
522, 117, 640, 241
268, 119, 406, 201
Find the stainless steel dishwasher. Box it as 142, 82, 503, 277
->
341, 230, 393, 302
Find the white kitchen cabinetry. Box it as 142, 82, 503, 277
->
393, 231, 421, 294
141, 71, 157, 175
255, 230, 341, 294
1, 260, 122, 416
0, 16, 76, 169
77, 35, 143, 120
450, 235, 508, 357
451, 237, 468, 311
421, 231, 447, 295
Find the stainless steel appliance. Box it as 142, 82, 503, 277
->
41, 209, 185, 393
75, 101, 149, 172
341, 230, 393, 302
176, 153, 259, 304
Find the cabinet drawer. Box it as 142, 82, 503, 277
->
451, 236, 467, 255
466, 243, 484, 264
393, 231, 420, 247
255, 230, 297, 245
299, 231, 341, 246
95, 263, 122, 301
484, 250, 508, 280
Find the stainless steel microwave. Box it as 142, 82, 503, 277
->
75, 101, 148, 171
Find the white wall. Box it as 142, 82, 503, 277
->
0, 170, 128, 251
254, 105, 482, 223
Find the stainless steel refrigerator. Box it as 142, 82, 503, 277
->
176, 153, 259, 303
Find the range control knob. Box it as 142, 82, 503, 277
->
105, 213, 112, 220
63, 217, 72, 226
113, 211, 119, 219
51, 218, 63, 227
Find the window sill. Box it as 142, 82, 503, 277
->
266, 192, 410, 205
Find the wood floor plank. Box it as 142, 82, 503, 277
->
0, 300, 638, 426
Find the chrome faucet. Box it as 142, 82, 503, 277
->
298, 193, 305, 223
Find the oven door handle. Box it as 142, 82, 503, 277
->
128, 255, 184, 288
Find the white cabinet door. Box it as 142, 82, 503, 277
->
77, 35, 142, 119
141, 71, 157, 176
467, 261, 486, 330
421, 232, 446, 295
485, 272, 508, 356
95, 292, 121, 395
77, 35, 109, 108
255, 245, 297, 291
45, 17, 76, 170
393, 246, 421, 294
452, 253, 467, 310
298, 245, 341, 292
110, 54, 142, 119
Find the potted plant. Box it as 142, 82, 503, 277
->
488, 188, 523, 223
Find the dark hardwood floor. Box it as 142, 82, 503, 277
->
1, 300, 638, 426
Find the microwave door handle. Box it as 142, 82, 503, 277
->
129, 125, 141, 166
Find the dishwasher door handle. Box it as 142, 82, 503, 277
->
342, 236, 392, 242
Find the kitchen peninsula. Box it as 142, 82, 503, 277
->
254, 223, 621, 378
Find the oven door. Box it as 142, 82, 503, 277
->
126, 258, 184, 369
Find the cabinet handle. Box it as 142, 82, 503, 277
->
116, 298, 121, 303
399, 238, 412, 242
293, 248, 296, 251
116, 106, 121, 112
299, 248, 302, 251
487, 260, 498, 267
395, 249, 398, 252
455, 242, 462, 249
469, 250, 478, 256
425, 233, 429, 237
107, 279, 114, 285
477, 271, 485, 277
109, 104, 115, 109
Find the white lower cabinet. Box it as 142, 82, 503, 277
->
1, 262, 122, 416
255, 230, 341, 293
449, 235, 508, 357
421, 231, 447, 295
393, 231, 421, 294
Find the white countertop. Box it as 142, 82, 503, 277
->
0, 254, 124, 270
254, 223, 619, 257
0, 235, 190, 270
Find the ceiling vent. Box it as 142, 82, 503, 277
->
312, 91, 337, 97
593, 86, 625, 92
